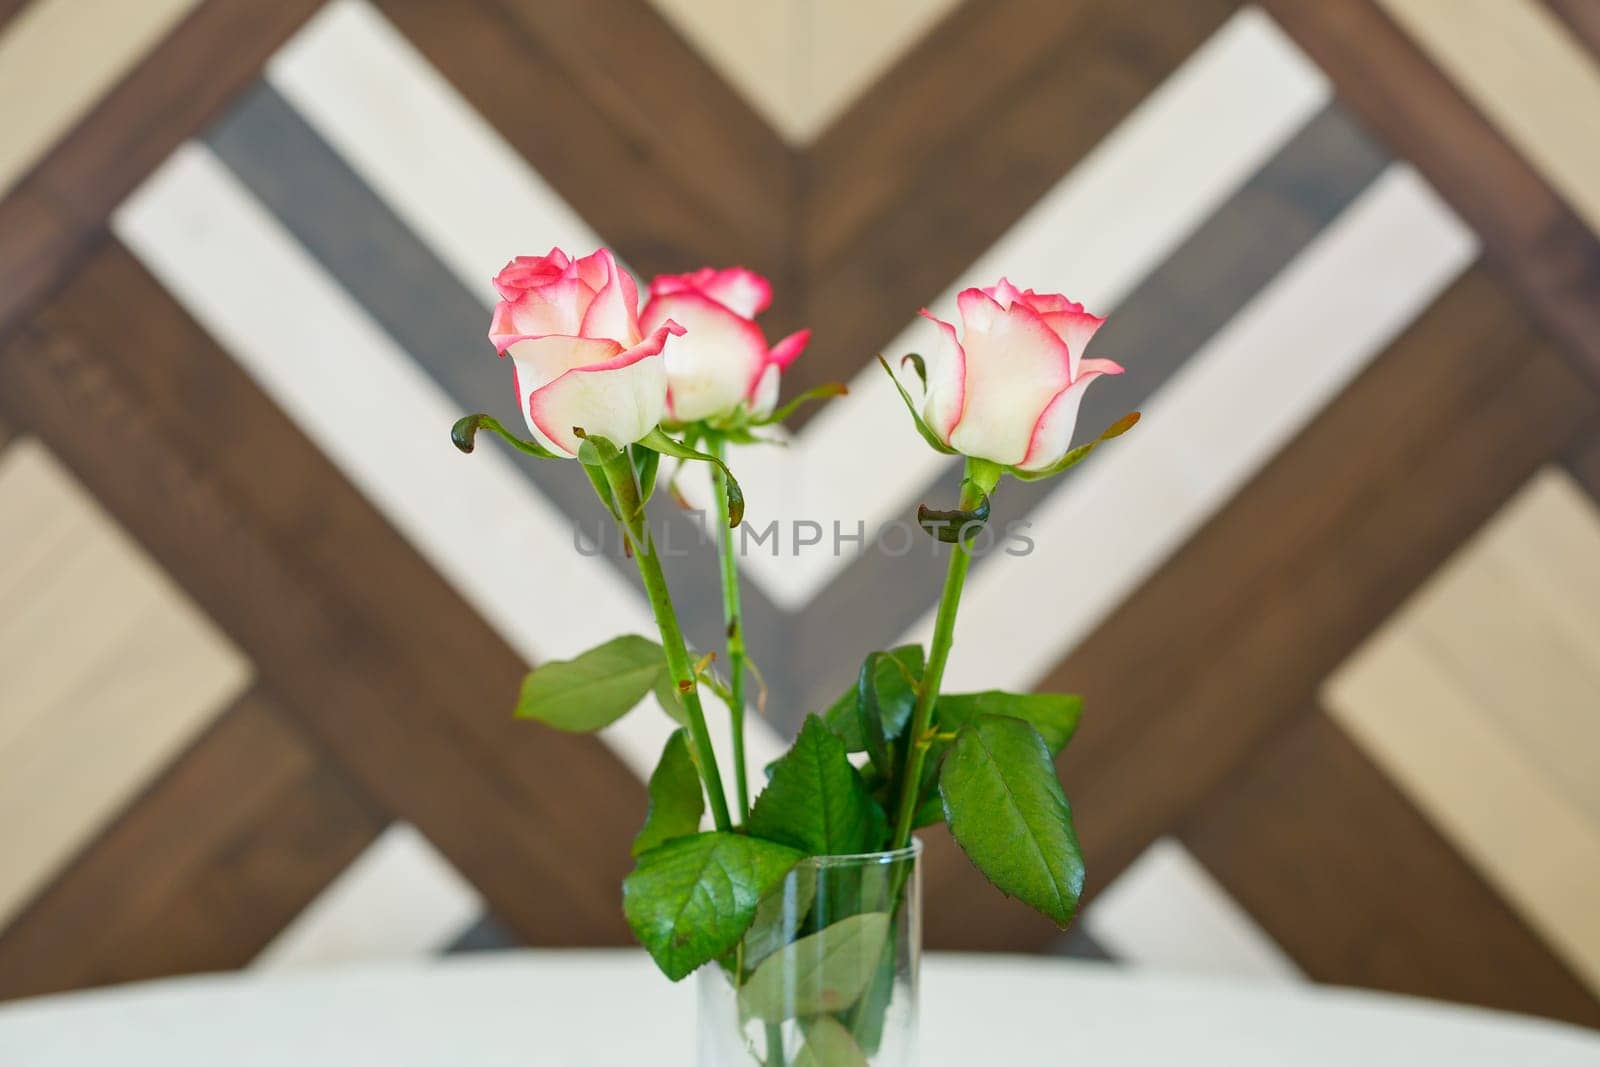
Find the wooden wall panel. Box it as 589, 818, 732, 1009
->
373, 0, 792, 317
0, 688, 382, 1000
794, 0, 1238, 397
0, 278, 642, 948
1182, 712, 1600, 1027
0, 0, 203, 199
1545, 0, 1600, 59
0, 0, 323, 341
1324, 468, 1600, 998
1263, 0, 1600, 391
919, 268, 1600, 951
0, 437, 251, 929
36, 243, 648, 910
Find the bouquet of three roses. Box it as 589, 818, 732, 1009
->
452, 246, 1135, 1064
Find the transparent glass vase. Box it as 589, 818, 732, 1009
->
698, 840, 922, 1066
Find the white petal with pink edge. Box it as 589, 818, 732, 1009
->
642, 291, 768, 423
699, 267, 772, 319
1019, 359, 1125, 471
525, 347, 669, 456
945, 296, 1075, 466
916, 310, 966, 443
749, 363, 781, 418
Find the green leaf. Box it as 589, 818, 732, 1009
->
739, 912, 891, 1021
632, 730, 704, 857
623, 832, 804, 981
450, 412, 562, 459
935, 691, 1082, 757
636, 427, 745, 527
938, 715, 1085, 927
652, 665, 689, 726
514, 635, 664, 732
823, 646, 924, 753
756, 381, 849, 426
876, 356, 957, 455
795, 1016, 871, 1067
741, 864, 817, 966
1008, 410, 1139, 481
748, 716, 886, 856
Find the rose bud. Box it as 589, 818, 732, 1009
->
918, 280, 1123, 470
640, 267, 810, 425
488, 247, 681, 456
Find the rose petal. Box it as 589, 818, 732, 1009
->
1037, 307, 1105, 377
946, 295, 1074, 466
524, 324, 675, 455
917, 308, 966, 445
1018, 359, 1123, 471
650, 267, 772, 319
643, 290, 769, 423
488, 273, 589, 350
576, 249, 642, 345
767, 328, 810, 370
748, 362, 781, 418
984, 277, 1027, 310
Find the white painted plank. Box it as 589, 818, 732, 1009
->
1085, 837, 1304, 981
253, 824, 481, 967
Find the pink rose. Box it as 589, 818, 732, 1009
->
639, 267, 810, 424
918, 279, 1122, 470
488, 247, 680, 456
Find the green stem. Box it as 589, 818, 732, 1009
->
599, 449, 733, 832
889, 458, 989, 850
708, 435, 751, 823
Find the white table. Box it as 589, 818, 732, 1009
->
2, 951, 1597, 1065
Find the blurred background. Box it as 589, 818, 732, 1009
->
1, 0, 1598, 1033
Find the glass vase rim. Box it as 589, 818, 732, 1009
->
797, 836, 923, 868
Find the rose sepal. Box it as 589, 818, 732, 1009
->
1006, 411, 1140, 482
877, 355, 958, 456
749, 381, 848, 427
634, 427, 745, 528
451, 412, 564, 460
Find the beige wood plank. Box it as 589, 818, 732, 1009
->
0, 437, 251, 927
1376, 0, 1600, 235
0, 0, 202, 198
1324, 467, 1600, 996
1408, 469, 1600, 825
647, 0, 958, 142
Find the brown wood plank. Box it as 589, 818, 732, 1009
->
487, 0, 794, 270
1545, 0, 1600, 60
375, 0, 791, 302
1263, 0, 1600, 392
919, 268, 1600, 952
0, 0, 323, 344
791, 0, 1238, 400
0, 687, 383, 1001
1183, 711, 1600, 1027
1564, 421, 1600, 510
0, 281, 644, 947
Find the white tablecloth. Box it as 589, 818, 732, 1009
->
1, 951, 1597, 1065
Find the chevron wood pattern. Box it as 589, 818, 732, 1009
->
1, 0, 1598, 1030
